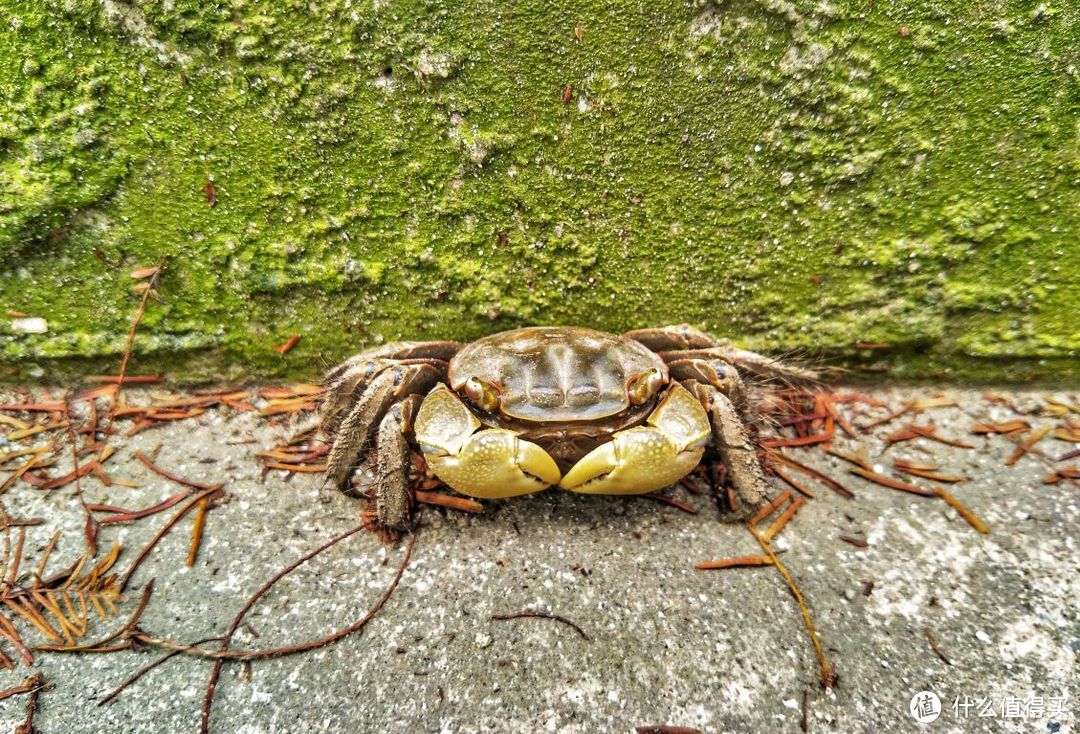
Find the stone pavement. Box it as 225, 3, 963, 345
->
0, 386, 1076, 733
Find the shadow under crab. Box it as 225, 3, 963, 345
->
320, 324, 817, 531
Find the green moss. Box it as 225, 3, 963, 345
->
1, 0, 1077, 383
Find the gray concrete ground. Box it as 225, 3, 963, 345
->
0, 386, 1076, 733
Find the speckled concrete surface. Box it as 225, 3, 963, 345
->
0, 387, 1076, 733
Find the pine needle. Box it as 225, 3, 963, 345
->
748, 525, 836, 688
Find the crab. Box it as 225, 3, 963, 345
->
320, 324, 816, 530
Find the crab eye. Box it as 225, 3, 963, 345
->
462, 376, 501, 411
627, 368, 664, 405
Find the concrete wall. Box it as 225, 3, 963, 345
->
2, 0, 1077, 381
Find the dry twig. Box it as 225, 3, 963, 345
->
490, 610, 591, 641
748, 525, 836, 688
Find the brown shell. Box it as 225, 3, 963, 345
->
448, 326, 667, 422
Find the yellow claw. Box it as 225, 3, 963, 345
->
424, 429, 561, 499
559, 383, 709, 495
415, 385, 561, 499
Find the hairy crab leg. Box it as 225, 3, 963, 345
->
625, 325, 816, 385
323, 341, 462, 388
622, 324, 716, 351
372, 395, 423, 530
322, 358, 448, 437
326, 363, 440, 489
659, 348, 818, 385
626, 323, 717, 351
687, 382, 771, 520
666, 357, 754, 426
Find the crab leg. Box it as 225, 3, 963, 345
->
322, 358, 450, 437
625, 323, 817, 384
321, 341, 460, 436
323, 340, 462, 388
667, 357, 753, 425
325, 363, 441, 489
688, 382, 770, 519
559, 383, 709, 495
370, 395, 423, 530
414, 385, 561, 499
623, 324, 716, 351
660, 348, 817, 385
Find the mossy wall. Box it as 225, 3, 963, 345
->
1, 0, 1077, 382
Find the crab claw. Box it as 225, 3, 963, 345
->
560, 382, 709, 494
415, 385, 561, 499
